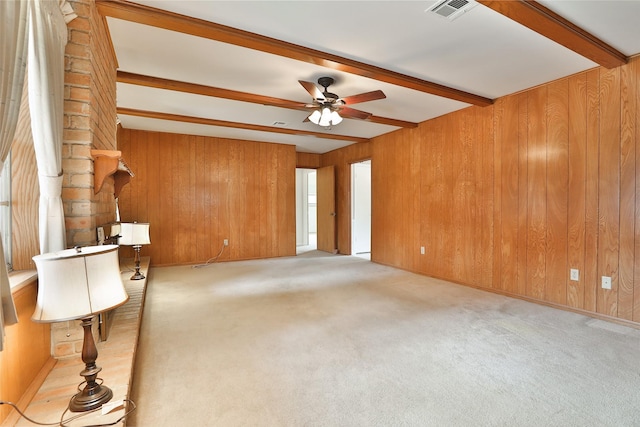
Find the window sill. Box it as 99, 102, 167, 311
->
9, 269, 38, 294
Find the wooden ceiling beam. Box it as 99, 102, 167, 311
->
117, 107, 371, 144
117, 71, 419, 129
479, 0, 627, 69
98, 0, 492, 107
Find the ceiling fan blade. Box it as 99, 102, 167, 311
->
338, 106, 371, 120
299, 80, 324, 100
340, 90, 386, 105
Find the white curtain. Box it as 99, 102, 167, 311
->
0, 0, 29, 351
28, 0, 75, 254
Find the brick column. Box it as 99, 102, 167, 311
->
55, 0, 119, 358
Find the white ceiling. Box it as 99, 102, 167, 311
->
105, 1, 640, 154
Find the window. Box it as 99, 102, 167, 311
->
0, 152, 11, 271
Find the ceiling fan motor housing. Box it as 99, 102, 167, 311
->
318, 77, 339, 101
317, 76, 335, 88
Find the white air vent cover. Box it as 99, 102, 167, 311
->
428, 0, 477, 20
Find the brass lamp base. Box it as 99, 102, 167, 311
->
70, 317, 114, 412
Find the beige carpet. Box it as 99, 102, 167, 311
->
129, 251, 640, 426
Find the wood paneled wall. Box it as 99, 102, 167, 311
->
370, 57, 640, 322
296, 152, 321, 169
321, 143, 372, 255
0, 280, 52, 425
118, 129, 296, 266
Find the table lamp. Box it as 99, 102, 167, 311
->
118, 222, 150, 280
32, 245, 129, 412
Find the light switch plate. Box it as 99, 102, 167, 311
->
602, 276, 612, 290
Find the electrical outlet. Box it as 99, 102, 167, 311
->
223, 239, 229, 246
570, 269, 579, 281
602, 276, 612, 290
420, 246, 425, 255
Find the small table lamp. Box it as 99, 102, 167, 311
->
32, 245, 129, 412
118, 222, 150, 280
107, 222, 121, 245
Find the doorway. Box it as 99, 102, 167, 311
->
296, 168, 317, 254
351, 160, 371, 259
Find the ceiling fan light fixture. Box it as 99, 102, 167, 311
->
319, 106, 333, 127
330, 110, 343, 125
308, 109, 322, 125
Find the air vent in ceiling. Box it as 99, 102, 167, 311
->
428, 0, 477, 20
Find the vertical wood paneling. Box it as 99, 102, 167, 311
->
499, 95, 520, 292
258, 142, 268, 258
584, 69, 601, 313
408, 129, 424, 271
546, 79, 569, 305
598, 67, 621, 316
228, 140, 243, 259
296, 152, 321, 169
418, 125, 431, 275
452, 110, 475, 283
492, 99, 504, 290
526, 86, 548, 300
371, 140, 384, 263
516, 93, 529, 296
173, 134, 191, 261
208, 137, 220, 259
567, 73, 588, 309
619, 60, 636, 320
194, 135, 208, 261
0, 281, 51, 425
278, 144, 296, 256
118, 131, 296, 265
480, 104, 495, 288
218, 139, 231, 260
635, 59, 640, 322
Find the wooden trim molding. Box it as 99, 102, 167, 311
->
479, 0, 627, 69
98, 0, 493, 106
117, 107, 370, 144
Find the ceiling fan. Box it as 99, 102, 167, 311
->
299, 77, 386, 126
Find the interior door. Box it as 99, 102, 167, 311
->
317, 165, 336, 253
352, 161, 371, 254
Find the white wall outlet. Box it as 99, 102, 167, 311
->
420, 246, 425, 255
570, 269, 579, 281
224, 239, 229, 246
602, 276, 612, 290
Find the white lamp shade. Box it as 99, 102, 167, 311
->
119, 222, 150, 246
32, 245, 128, 322
110, 222, 121, 237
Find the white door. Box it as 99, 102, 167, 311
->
351, 161, 371, 254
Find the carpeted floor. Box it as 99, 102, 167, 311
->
129, 251, 640, 426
